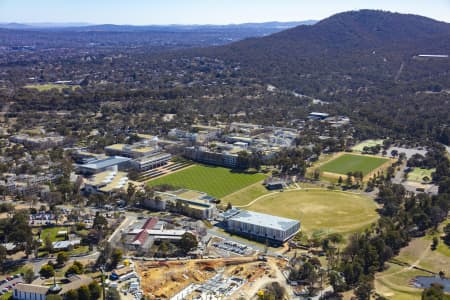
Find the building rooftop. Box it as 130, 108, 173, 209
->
142, 217, 159, 230
52, 240, 80, 249
87, 171, 128, 187
228, 136, 253, 143
147, 229, 186, 236
133, 152, 171, 163
105, 143, 126, 150
106, 143, 156, 154
175, 189, 207, 201
98, 172, 130, 193
155, 189, 216, 209
229, 210, 300, 231
81, 156, 131, 171
309, 112, 329, 117
14, 284, 49, 295
136, 133, 155, 140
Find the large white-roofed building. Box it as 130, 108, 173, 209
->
225, 210, 300, 245
77, 156, 131, 175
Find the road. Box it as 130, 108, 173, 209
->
108, 214, 137, 245
0, 277, 23, 293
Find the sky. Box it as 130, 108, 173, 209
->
0, 0, 449, 25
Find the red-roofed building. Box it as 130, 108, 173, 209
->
129, 217, 159, 248
131, 230, 148, 246
142, 217, 159, 231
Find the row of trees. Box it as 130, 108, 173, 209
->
65, 281, 101, 300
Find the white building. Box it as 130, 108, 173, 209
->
226, 210, 300, 245
13, 284, 49, 300
130, 152, 172, 171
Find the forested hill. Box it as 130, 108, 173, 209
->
193, 10, 450, 92
183, 9, 450, 141
275, 9, 450, 50
206, 10, 450, 56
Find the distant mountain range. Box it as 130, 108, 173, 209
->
0, 21, 317, 31
0, 20, 317, 49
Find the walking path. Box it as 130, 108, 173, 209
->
376, 241, 432, 279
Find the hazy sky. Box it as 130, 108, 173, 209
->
1, 0, 449, 25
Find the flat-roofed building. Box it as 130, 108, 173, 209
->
131, 152, 172, 171
308, 112, 330, 120
144, 189, 216, 220
184, 146, 239, 168
10, 134, 64, 150
72, 150, 105, 164
77, 156, 131, 175
226, 210, 300, 245
105, 143, 159, 158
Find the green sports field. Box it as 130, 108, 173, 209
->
147, 165, 267, 198
320, 154, 389, 176
247, 189, 378, 235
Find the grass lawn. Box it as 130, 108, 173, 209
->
37, 226, 69, 242
246, 189, 378, 235
407, 168, 435, 182
222, 182, 269, 206
24, 83, 79, 92
0, 292, 12, 300
320, 154, 389, 176
352, 139, 384, 152
375, 264, 425, 300
69, 245, 89, 256
147, 165, 267, 198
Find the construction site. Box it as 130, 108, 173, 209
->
135, 256, 289, 299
